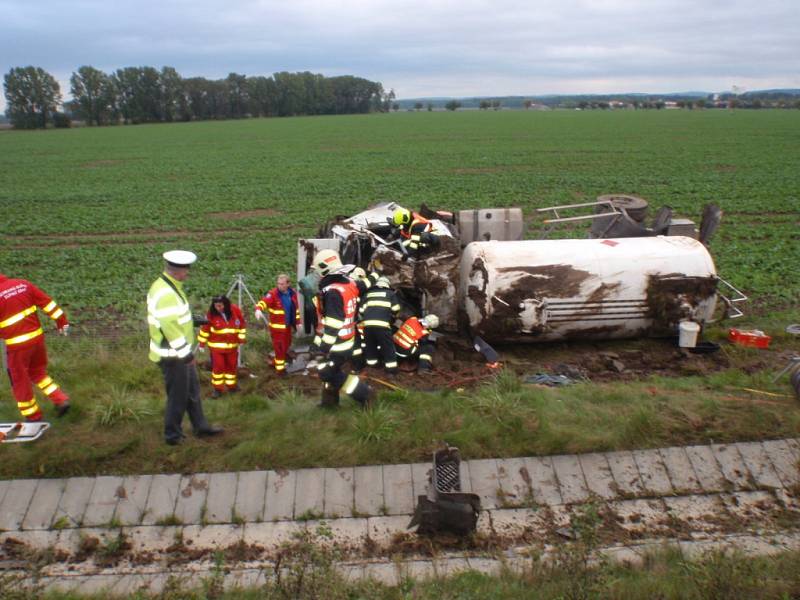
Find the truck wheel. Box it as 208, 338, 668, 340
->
597, 194, 649, 222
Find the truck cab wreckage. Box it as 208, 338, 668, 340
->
297, 196, 744, 349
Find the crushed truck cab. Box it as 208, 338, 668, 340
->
297, 200, 743, 345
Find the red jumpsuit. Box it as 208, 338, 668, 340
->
0, 274, 69, 421
197, 304, 246, 392
257, 287, 300, 374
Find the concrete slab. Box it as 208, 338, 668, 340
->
141, 474, 181, 525
468, 458, 501, 509
607, 498, 670, 536
0, 480, 10, 508
234, 471, 267, 523
663, 494, 729, 534
633, 449, 674, 496
0, 479, 39, 530
21, 478, 64, 530
465, 556, 502, 575
72, 574, 120, 596
0, 529, 59, 552
735, 442, 784, 489
82, 476, 124, 527
496, 457, 534, 507
434, 557, 471, 577
225, 569, 265, 591
110, 573, 159, 597
578, 453, 617, 500
684, 445, 727, 492
205, 472, 238, 524
393, 559, 434, 582
363, 561, 397, 584
324, 467, 355, 518
243, 520, 306, 552
483, 507, 543, 539
353, 465, 383, 517
459, 459, 472, 493
720, 490, 782, 525
264, 468, 295, 522
410, 462, 431, 500
52, 477, 95, 529
605, 451, 645, 497
659, 447, 703, 494
523, 456, 562, 506
182, 523, 243, 550
382, 463, 414, 515
114, 475, 152, 526
305, 517, 367, 552
367, 514, 413, 547
551, 454, 589, 504
174, 473, 210, 525
761, 439, 800, 487
126, 525, 182, 553
294, 468, 325, 519
54, 526, 117, 555
710, 444, 754, 490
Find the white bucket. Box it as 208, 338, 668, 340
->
678, 321, 700, 348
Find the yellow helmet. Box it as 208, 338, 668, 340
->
311, 249, 343, 276
393, 208, 411, 226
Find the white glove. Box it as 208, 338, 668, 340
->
59, 324, 70, 336
351, 267, 366, 280
255, 309, 264, 321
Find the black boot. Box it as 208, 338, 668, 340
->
346, 377, 375, 409
319, 384, 340, 409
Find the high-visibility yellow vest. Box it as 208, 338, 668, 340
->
147, 273, 195, 363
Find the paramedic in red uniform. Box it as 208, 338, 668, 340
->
197, 295, 246, 397
0, 273, 71, 421
255, 274, 300, 376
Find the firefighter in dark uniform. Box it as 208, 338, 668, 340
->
311, 249, 374, 408
359, 276, 401, 373
393, 314, 439, 371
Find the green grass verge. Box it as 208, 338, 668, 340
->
0, 313, 797, 479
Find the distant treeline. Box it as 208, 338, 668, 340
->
3, 65, 395, 129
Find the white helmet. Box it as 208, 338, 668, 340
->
421, 314, 439, 329
311, 249, 343, 276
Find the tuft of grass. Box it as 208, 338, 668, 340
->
90, 385, 156, 427
352, 404, 400, 443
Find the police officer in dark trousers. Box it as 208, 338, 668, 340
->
360, 276, 401, 373
146, 250, 223, 445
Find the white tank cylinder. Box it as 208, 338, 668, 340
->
459, 237, 718, 344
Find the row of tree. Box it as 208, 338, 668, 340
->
3, 65, 395, 129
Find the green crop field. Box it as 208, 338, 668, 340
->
1, 109, 798, 325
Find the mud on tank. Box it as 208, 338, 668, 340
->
459, 236, 719, 344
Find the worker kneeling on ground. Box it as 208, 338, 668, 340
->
391, 207, 440, 257
394, 314, 439, 371
197, 295, 246, 397
312, 249, 374, 408
359, 276, 401, 374
0, 272, 71, 421
255, 274, 300, 376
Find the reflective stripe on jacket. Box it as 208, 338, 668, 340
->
318, 278, 360, 353
147, 273, 195, 362
359, 288, 400, 328
393, 316, 429, 350
0, 274, 67, 350
198, 304, 246, 351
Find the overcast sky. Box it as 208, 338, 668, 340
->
2, 0, 799, 110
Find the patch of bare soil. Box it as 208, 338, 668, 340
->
208, 208, 281, 220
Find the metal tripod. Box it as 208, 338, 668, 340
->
226, 274, 262, 368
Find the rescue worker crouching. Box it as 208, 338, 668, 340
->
359, 276, 400, 374
392, 207, 440, 258
197, 295, 246, 397
394, 314, 439, 371
311, 249, 374, 409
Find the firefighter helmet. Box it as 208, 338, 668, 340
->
393, 207, 412, 227
311, 249, 343, 276
421, 314, 439, 329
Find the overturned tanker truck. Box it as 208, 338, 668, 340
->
296, 197, 745, 346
